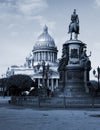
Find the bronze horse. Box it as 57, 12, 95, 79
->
69, 22, 79, 40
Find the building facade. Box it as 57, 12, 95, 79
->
6, 25, 59, 92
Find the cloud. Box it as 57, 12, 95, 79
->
95, 0, 100, 7
0, 0, 52, 35
10, 31, 19, 37
0, 0, 48, 16
0, 0, 55, 32
8, 23, 16, 29
18, 0, 48, 16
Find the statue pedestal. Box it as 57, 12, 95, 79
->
59, 39, 91, 98
58, 10, 92, 107
64, 65, 89, 97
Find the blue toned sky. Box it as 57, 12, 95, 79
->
0, 0, 100, 79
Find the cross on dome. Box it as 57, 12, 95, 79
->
43, 24, 48, 33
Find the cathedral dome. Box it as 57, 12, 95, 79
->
33, 25, 57, 50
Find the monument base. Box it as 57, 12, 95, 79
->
62, 65, 89, 97
64, 81, 89, 97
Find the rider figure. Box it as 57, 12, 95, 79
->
71, 9, 79, 26
68, 9, 79, 39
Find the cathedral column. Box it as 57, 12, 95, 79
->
56, 79, 58, 89
39, 52, 41, 61
53, 53, 55, 62
35, 53, 36, 61
44, 51, 45, 60
43, 51, 45, 61
42, 52, 43, 60
51, 79, 54, 92
48, 52, 50, 61
50, 52, 51, 61
36, 53, 37, 61
43, 51, 44, 60
54, 53, 57, 62
37, 52, 38, 61
52, 52, 53, 62
36, 52, 37, 61
40, 52, 42, 61
38, 79, 40, 88
54, 53, 55, 62
38, 52, 40, 61
37, 52, 39, 61
47, 52, 48, 61
35, 53, 37, 61
51, 52, 53, 61
45, 52, 48, 61
51, 52, 52, 62
44, 51, 46, 61
47, 79, 49, 88
51, 52, 52, 61
34, 53, 36, 61
55, 53, 57, 60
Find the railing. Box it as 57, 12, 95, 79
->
10, 96, 100, 108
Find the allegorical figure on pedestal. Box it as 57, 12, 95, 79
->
58, 44, 69, 71
80, 49, 91, 70
68, 9, 79, 40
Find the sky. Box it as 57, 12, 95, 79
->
0, 0, 100, 80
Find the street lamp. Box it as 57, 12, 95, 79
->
93, 66, 100, 91
41, 61, 50, 97
42, 60, 45, 86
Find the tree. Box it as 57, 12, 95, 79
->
6, 74, 34, 96
0, 78, 8, 96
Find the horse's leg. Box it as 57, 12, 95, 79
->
74, 33, 77, 40
74, 33, 76, 39
70, 33, 72, 40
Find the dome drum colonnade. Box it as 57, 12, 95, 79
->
33, 25, 57, 65
33, 50, 57, 63
32, 25, 59, 92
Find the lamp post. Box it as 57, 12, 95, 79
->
42, 61, 50, 97
93, 66, 100, 91
46, 63, 50, 86
38, 61, 46, 107
42, 60, 46, 96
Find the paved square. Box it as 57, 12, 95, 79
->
0, 97, 100, 130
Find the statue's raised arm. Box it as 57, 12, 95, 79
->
68, 9, 80, 40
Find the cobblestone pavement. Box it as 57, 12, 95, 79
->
0, 97, 100, 130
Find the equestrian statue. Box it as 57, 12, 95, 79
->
68, 9, 79, 40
